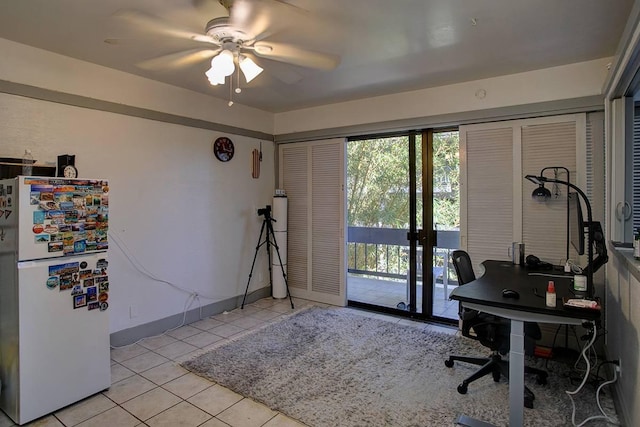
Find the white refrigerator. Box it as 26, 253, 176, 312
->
0, 176, 111, 424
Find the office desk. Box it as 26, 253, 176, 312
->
449, 260, 601, 427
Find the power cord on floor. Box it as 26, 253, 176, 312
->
565, 322, 620, 426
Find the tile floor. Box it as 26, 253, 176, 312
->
0, 297, 456, 427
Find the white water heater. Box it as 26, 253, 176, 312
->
271, 191, 288, 298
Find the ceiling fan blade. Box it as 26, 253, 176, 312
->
137, 48, 220, 70
244, 53, 302, 84
115, 9, 217, 45
252, 41, 339, 70
228, 0, 318, 42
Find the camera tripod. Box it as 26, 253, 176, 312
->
241, 206, 294, 309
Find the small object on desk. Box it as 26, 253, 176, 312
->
573, 275, 587, 292
546, 281, 556, 307
502, 288, 520, 299
563, 298, 601, 310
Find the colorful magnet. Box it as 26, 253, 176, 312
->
98, 292, 108, 303
73, 294, 87, 309
46, 276, 59, 290
86, 287, 97, 302
71, 285, 83, 296
99, 302, 108, 311
88, 302, 100, 311
32, 224, 44, 234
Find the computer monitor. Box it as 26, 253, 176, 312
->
568, 192, 585, 256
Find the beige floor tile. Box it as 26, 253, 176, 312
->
120, 351, 170, 373
140, 361, 188, 385
54, 393, 115, 426
182, 331, 224, 348
138, 334, 178, 350
154, 341, 199, 360
75, 406, 139, 427
231, 305, 261, 316
103, 375, 157, 404
249, 298, 278, 309
22, 415, 64, 426
216, 399, 277, 427
162, 373, 213, 399
229, 316, 263, 330
263, 414, 308, 427
189, 317, 224, 331
111, 363, 136, 383
187, 384, 243, 416
110, 344, 150, 363
146, 401, 211, 427
211, 311, 244, 323
121, 387, 182, 421
199, 418, 232, 427
0, 411, 14, 427
165, 325, 201, 340
209, 324, 245, 338
248, 309, 283, 321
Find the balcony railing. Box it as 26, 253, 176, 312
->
347, 226, 461, 285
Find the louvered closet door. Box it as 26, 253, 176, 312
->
279, 139, 346, 306
461, 115, 586, 273
461, 127, 514, 273
522, 121, 577, 264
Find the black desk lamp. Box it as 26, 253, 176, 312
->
529, 167, 570, 261
524, 174, 608, 298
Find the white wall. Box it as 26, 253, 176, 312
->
0, 38, 274, 135
0, 39, 276, 336
274, 58, 611, 134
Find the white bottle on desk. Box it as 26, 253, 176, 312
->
546, 281, 556, 307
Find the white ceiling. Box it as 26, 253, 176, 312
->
0, 0, 633, 113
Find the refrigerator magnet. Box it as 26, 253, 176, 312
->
46, 276, 59, 290
86, 287, 97, 302
73, 294, 87, 309
98, 292, 108, 303
71, 285, 83, 296
88, 302, 100, 311
99, 302, 108, 311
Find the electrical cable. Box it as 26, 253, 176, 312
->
108, 231, 259, 349
566, 322, 620, 426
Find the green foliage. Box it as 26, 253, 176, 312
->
347, 132, 460, 229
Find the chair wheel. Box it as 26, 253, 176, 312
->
524, 397, 534, 409
445, 359, 454, 368
492, 371, 501, 382
457, 383, 468, 394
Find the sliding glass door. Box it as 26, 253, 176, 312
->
346, 130, 459, 320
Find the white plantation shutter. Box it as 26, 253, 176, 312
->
279, 139, 346, 306
522, 121, 577, 265
462, 127, 514, 273
281, 145, 308, 291
461, 114, 586, 272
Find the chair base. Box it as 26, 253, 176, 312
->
445, 353, 548, 409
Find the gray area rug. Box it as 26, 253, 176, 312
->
182, 307, 619, 427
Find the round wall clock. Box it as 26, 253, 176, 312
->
213, 137, 234, 162
63, 165, 78, 178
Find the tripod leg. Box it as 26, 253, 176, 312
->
241, 220, 267, 309
267, 220, 294, 309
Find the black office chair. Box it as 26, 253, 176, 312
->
444, 250, 547, 408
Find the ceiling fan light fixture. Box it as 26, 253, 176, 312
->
210, 49, 235, 77
205, 67, 225, 85
239, 56, 263, 83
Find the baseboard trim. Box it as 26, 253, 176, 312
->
109, 287, 271, 347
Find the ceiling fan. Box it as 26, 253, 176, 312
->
116, 0, 340, 92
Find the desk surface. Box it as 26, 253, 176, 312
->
449, 260, 600, 322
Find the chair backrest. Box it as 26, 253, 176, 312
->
452, 250, 476, 285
